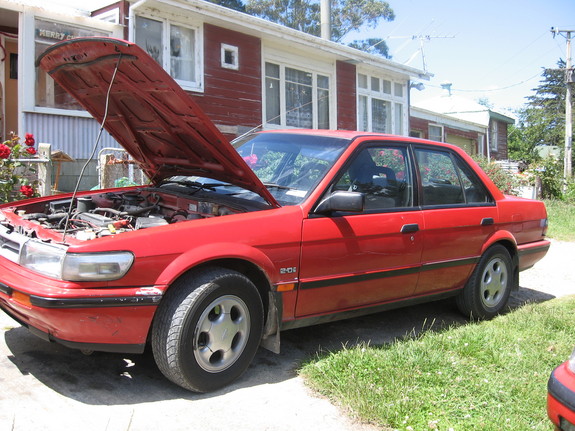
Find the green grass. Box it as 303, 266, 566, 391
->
545, 199, 575, 241
300, 296, 575, 430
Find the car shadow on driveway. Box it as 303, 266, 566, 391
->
1, 285, 556, 405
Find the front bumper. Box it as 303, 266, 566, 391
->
0, 277, 163, 354
548, 361, 575, 430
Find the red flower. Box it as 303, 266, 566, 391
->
0, 144, 11, 159
25, 147, 37, 155
19, 185, 35, 198
24, 133, 35, 146
242, 154, 258, 167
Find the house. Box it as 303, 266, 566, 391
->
0, 0, 429, 191
410, 83, 514, 160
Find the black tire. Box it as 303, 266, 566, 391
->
151, 267, 264, 392
456, 244, 513, 320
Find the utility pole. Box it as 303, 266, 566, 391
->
551, 27, 574, 181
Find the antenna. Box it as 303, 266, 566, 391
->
384, 34, 455, 72
406, 34, 455, 72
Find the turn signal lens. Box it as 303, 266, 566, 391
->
12, 290, 32, 306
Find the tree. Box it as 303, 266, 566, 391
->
348, 38, 390, 58
509, 60, 572, 163
208, 0, 246, 12
244, 0, 395, 58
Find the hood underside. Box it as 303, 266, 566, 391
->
37, 37, 278, 207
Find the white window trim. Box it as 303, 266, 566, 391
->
132, 13, 204, 93
490, 121, 499, 151
262, 58, 334, 130
428, 124, 444, 142
356, 71, 408, 135
221, 44, 239, 70
23, 12, 121, 115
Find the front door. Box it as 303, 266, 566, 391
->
296, 143, 424, 317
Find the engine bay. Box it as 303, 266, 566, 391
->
9, 188, 242, 241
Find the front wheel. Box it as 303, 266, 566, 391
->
152, 268, 264, 392
456, 245, 513, 320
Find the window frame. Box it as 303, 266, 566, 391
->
320, 142, 416, 215
263, 60, 333, 130
133, 13, 204, 92
221, 44, 239, 70
30, 17, 113, 116
413, 145, 494, 209
356, 72, 407, 135
428, 124, 444, 142
489, 121, 499, 151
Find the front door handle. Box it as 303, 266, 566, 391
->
401, 223, 419, 233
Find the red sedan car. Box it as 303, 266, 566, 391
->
0, 38, 549, 392
548, 350, 575, 430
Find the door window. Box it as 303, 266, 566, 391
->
415, 148, 491, 206
334, 145, 413, 210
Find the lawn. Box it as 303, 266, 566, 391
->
544, 199, 575, 242
300, 296, 575, 430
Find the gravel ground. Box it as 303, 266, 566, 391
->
0, 239, 572, 431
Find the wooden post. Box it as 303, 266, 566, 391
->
37, 143, 52, 196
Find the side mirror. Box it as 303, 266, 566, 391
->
313, 191, 365, 214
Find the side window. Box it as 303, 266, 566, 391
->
335, 146, 413, 210
415, 148, 491, 206
455, 158, 492, 204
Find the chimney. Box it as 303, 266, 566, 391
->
321, 0, 331, 40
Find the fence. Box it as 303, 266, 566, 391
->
97, 147, 148, 189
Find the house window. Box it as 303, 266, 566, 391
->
429, 124, 443, 142
221, 44, 239, 70
264, 61, 331, 129
357, 73, 406, 134
35, 19, 109, 110
135, 16, 201, 90
490, 121, 498, 151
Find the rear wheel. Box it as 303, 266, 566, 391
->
456, 244, 513, 320
152, 267, 264, 392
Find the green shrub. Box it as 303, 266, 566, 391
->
472, 156, 523, 195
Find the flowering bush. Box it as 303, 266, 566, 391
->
472, 156, 524, 196
0, 132, 39, 203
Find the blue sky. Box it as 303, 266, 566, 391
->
345, 0, 575, 111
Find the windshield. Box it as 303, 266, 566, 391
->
234, 132, 349, 205
161, 133, 350, 206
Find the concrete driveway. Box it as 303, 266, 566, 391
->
0, 240, 572, 431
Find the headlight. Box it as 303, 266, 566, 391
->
568, 347, 575, 374
62, 252, 134, 281
20, 240, 66, 279
20, 240, 133, 281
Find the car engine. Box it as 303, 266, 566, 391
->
9, 188, 239, 241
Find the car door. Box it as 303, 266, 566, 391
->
295, 143, 424, 318
413, 146, 498, 295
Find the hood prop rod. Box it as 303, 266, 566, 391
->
61, 54, 123, 242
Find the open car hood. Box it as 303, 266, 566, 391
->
37, 37, 279, 207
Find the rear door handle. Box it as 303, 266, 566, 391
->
481, 217, 494, 226
401, 223, 419, 233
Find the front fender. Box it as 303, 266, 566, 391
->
154, 242, 279, 288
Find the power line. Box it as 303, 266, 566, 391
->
422, 71, 542, 94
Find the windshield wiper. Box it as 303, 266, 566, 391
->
161, 179, 220, 191
263, 182, 294, 190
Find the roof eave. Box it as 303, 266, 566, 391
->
127, 0, 431, 81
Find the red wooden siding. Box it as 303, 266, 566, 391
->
336, 61, 357, 130
194, 24, 263, 137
